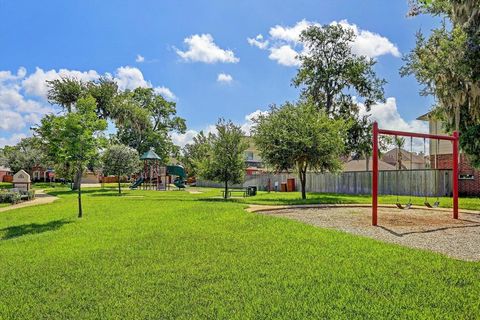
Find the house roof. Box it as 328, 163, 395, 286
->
343, 159, 396, 172
140, 149, 161, 160
383, 148, 426, 165
416, 112, 431, 121
0, 166, 11, 172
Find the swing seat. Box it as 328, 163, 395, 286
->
396, 202, 412, 210
424, 201, 440, 208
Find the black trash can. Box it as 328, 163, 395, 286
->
247, 186, 257, 196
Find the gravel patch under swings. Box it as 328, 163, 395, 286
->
259, 207, 480, 261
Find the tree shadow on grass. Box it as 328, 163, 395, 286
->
0, 219, 72, 240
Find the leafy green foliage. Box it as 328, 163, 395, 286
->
253, 101, 346, 199
197, 120, 247, 198
0, 137, 48, 174
35, 95, 107, 217
114, 87, 186, 160
102, 144, 140, 194
293, 24, 386, 157
403, 0, 480, 167
181, 131, 212, 177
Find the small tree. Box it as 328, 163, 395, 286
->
36, 95, 107, 218
253, 101, 346, 199
102, 144, 140, 194
198, 119, 247, 199
181, 131, 212, 178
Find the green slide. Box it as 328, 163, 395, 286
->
129, 177, 144, 189
166, 165, 186, 189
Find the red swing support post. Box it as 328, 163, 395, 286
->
371, 122, 459, 226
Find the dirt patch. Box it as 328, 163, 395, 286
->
258, 206, 480, 261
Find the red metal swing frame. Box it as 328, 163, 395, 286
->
372, 122, 459, 226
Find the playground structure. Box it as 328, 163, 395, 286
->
130, 149, 187, 190
371, 122, 459, 226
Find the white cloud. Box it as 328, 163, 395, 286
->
360, 97, 427, 133
250, 19, 401, 67
217, 73, 233, 84
136, 54, 145, 63
0, 133, 27, 148
247, 34, 269, 49
332, 20, 401, 58
114, 66, 150, 90
0, 110, 26, 131
154, 86, 176, 100
170, 129, 199, 148
241, 109, 269, 135
359, 97, 428, 151
268, 45, 300, 67
269, 19, 318, 43
176, 34, 239, 64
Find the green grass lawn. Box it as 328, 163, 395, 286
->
238, 190, 480, 210
1, 187, 479, 319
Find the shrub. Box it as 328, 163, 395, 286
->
0, 191, 21, 204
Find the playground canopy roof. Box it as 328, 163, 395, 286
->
140, 149, 161, 160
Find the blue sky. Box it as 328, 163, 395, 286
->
0, 0, 439, 147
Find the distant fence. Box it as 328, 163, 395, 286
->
196, 169, 453, 197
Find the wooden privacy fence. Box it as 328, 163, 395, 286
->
197, 169, 453, 196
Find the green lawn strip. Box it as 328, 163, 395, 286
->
0, 188, 479, 318
235, 190, 480, 210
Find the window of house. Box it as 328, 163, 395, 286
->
245, 151, 254, 161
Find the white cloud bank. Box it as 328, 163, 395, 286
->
217, 73, 233, 84
0, 66, 175, 147
248, 19, 401, 67
176, 34, 239, 64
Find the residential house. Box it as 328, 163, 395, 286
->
343, 158, 396, 172
0, 166, 12, 182
244, 136, 265, 175
418, 112, 480, 196
382, 148, 427, 170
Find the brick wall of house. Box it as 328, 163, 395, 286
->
431, 154, 480, 196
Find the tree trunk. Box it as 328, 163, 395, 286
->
77, 177, 83, 218
117, 175, 121, 195
224, 180, 228, 199
72, 168, 82, 190
299, 170, 307, 200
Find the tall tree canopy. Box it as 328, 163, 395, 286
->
114, 87, 186, 160
293, 24, 386, 158
36, 95, 107, 217
197, 120, 247, 199
253, 101, 346, 199
404, 0, 480, 166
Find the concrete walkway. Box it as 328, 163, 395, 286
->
0, 190, 59, 213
